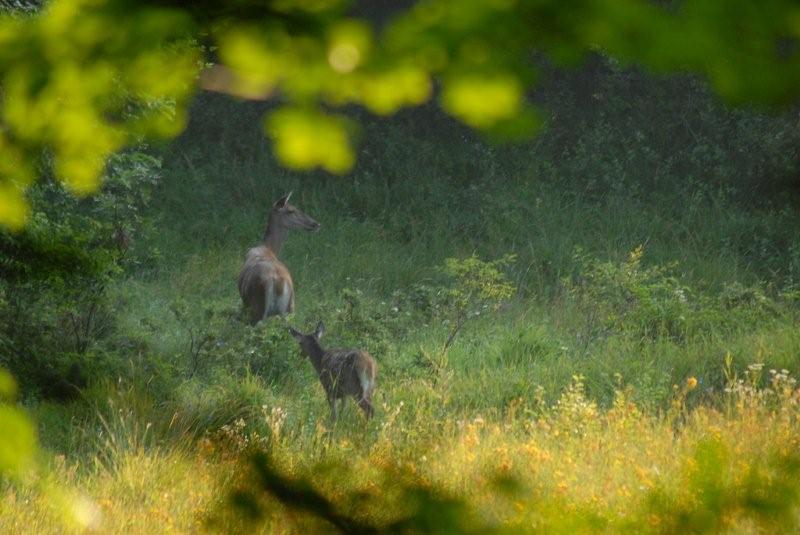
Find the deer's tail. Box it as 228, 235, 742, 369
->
353, 354, 376, 419
356, 357, 375, 401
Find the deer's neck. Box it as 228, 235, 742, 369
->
261, 217, 287, 256
305, 343, 327, 375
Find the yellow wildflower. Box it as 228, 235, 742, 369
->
686, 377, 698, 390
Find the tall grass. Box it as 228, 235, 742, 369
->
6, 365, 800, 533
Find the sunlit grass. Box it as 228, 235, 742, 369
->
3, 368, 799, 533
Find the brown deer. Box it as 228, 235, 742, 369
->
238, 192, 320, 325
289, 322, 377, 420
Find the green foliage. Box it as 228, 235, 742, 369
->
0, 369, 37, 480
440, 254, 516, 352
646, 441, 800, 533
564, 246, 792, 349
444, 253, 516, 314
565, 245, 692, 343
2, 32, 800, 532
4, 0, 800, 228
499, 324, 560, 367
201, 365, 800, 534
206, 325, 299, 384
331, 287, 393, 357
168, 299, 302, 385
266, 107, 356, 174
392, 282, 448, 322
0, 404, 37, 478
0, 0, 198, 228
0, 148, 161, 399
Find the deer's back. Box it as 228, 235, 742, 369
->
320, 349, 376, 398
238, 245, 294, 318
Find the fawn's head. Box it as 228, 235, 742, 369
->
289, 321, 325, 357
269, 192, 320, 232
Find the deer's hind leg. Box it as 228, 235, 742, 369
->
356, 368, 375, 419
357, 396, 374, 419
262, 279, 276, 321
248, 286, 265, 326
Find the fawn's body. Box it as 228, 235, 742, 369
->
238, 193, 319, 325
290, 322, 377, 420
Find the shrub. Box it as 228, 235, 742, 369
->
440, 253, 516, 353
169, 300, 303, 386
0, 150, 161, 399
334, 288, 392, 356
565, 245, 695, 344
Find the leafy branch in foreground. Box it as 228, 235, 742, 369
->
225, 451, 496, 534
3, 0, 800, 228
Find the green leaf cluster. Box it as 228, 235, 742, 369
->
0, 369, 37, 480
3, 0, 800, 228
443, 253, 516, 318
0, 0, 198, 228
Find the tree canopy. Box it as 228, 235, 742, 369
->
1, 0, 799, 229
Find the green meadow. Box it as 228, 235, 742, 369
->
3, 70, 800, 533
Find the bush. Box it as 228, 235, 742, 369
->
168, 300, 303, 386
565, 245, 692, 343
0, 150, 162, 400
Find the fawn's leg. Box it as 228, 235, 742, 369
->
328, 395, 339, 422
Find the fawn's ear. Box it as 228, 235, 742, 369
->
314, 321, 325, 340
288, 326, 303, 341
274, 192, 292, 208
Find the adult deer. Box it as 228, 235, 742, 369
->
238, 192, 320, 325
289, 322, 377, 420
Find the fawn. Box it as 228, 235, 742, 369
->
289, 322, 377, 420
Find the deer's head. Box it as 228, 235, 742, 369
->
270, 192, 320, 232
289, 321, 325, 357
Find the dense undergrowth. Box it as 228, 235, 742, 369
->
2, 63, 800, 532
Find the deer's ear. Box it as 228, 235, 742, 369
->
288, 326, 303, 341
314, 321, 325, 340
274, 192, 292, 208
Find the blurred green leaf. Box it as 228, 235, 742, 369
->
265, 107, 354, 173
0, 0, 197, 228
217, 27, 287, 99
0, 369, 17, 400
0, 404, 36, 478
327, 19, 371, 74
442, 74, 523, 128
5, 0, 800, 228
0, 183, 30, 230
